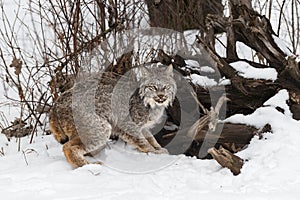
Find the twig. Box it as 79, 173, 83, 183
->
30, 95, 52, 144
187, 95, 228, 139
0, 147, 4, 157
22, 148, 38, 166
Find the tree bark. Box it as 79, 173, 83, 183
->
146, 0, 300, 120
144, 0, 300, 172
208, 146, 244, 175
144, 0, 223, 32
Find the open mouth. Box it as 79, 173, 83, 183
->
154, 98, 167, 104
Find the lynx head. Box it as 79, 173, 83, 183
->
139, 63, 177, 108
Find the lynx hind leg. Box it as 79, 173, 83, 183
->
63, 136, 106, 168
49, 117, 69, 144
63, 136, 90, 167
63, 116, 112, 168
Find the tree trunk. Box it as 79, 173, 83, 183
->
144, 0, 223, 32
146, 0, 300, 119
145, 0, 300, 170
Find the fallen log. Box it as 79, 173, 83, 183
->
208, 146, 244, 175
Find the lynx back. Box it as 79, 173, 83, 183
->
49, 64, 177, 167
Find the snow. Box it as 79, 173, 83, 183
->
236, 42, 254, 61
183, 30, 201, 46
188, 74, 231, 87
218, 77, 231, 86
1, 90, 300, 199
272, 35, 294, 57
185, 59, 200, 68
163, 123, 178, 131
200, 66, 215, 73
1, 1, 300, 199
263, 90, 292, 117
230, 61, 278, 81
214, 36, 264, 63
215, 33, 227, 57
188, 60, 279, 88
224, 90, 300, 198
189, 74, 218, 87
0, 83, 20, 124
185, 60, 215, 73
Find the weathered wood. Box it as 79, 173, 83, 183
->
291, 104, 300, 120
154, 50, 279, 117
155, 122, 257, 159
187, 95, 229, 138
1, 118, 33, 141
193, 83, 279, 117
186, 123, 256, 157
208, 146, 244, 175
144, 0, 300, 119
256, 123, 272, 139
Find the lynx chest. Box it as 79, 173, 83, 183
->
142, 107, 166, 130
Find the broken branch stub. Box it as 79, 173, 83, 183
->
208, 146, 244, 175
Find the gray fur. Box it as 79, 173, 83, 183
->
50, 63, 177, 166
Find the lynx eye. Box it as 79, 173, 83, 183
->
163, 85, 170, 90
149, 85, 157, 91
147, 85, 157, 91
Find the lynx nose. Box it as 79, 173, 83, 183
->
157, 94, 165, 99
155, 94, 167, 103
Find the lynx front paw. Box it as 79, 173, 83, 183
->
153, 147, 169, 154
90, 161, 103, 165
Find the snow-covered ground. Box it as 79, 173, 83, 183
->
1, 1, 300, 200
1, 90, 300, 200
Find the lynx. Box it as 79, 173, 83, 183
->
49, 63, 177, 167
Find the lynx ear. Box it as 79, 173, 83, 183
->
165, 64, 173, 76
139, 65, 150, 77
